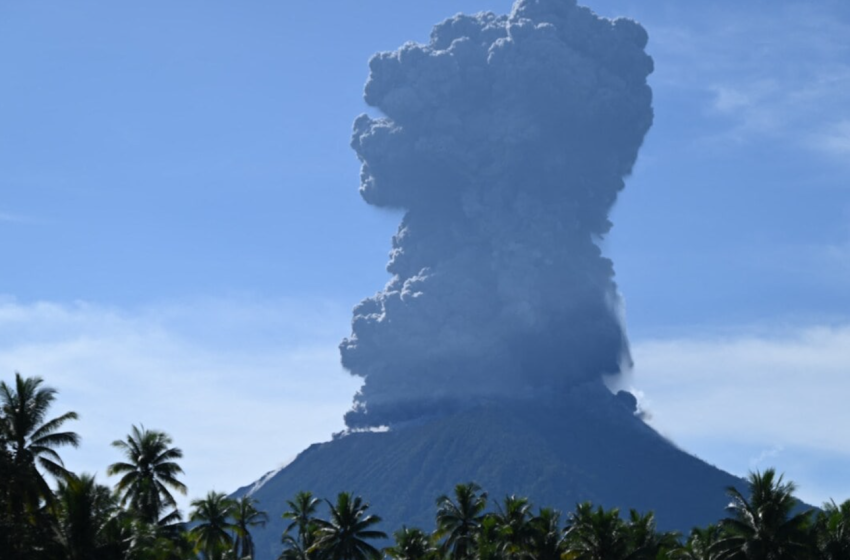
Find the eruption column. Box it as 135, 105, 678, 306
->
341, 0, 654, 428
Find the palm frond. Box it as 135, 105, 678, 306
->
32, 429, 81, 449
30, 411, 80, 440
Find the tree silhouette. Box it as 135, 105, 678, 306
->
624, 509, 680, 560
435, 482, 489, 560
493, 495, 534, 560
189, 491, 237, 560
284, 491, 321, 546
233, 495, 269, 560
280, 490, 322, 560
48, 473, 121, 560
712, 469, 812, 560
385, 526, 436, 560
107, 425, 187, 524
673, 524, 722, 560
0, 373, 80, 501
813, 499, 850, 560
312, 492, 387, 560
527, 508, 565, 560
564, 502, 629, 560
0, 372, 79, 559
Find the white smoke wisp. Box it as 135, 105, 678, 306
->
341, 0, 654, 428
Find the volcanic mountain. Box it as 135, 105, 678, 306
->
233, 1, 747, 558
236, 386, 744, 560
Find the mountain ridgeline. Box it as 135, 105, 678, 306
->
237, 386, 746, 560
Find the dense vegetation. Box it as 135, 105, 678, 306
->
0, 372, 266, 560
2, 372, 849, 560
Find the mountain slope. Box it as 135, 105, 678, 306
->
239, 386, 743, 560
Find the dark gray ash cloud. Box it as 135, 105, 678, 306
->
340, 0, 654, 428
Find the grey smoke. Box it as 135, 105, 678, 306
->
340, 0, 653, 428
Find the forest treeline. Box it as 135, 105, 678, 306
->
2, 372, 850, 560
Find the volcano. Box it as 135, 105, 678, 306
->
236, 386, 743, 560
234, 2, 747, 558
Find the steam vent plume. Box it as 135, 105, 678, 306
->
341, 0, 654, 429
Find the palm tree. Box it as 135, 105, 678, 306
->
0, 373, 80, 502
673, 524, 722, 560
283, 491, 321, 546
493, 495, 534, 559
0, 419, 15, 554
0, 373, 79, 560
122, 515, 195, 560
563, 502, 629, 560
813, 499, 850, 560
48, 472, 122, 560
527, 508, 565, 560
477, 515, 506, 560
623, 509, 680, 560
232, 495, 268, 559
312, 492, 387, 560
189, 491, 237, 560
435, 482, 489, 560
281, 531, 318, 560
107, 425, 187, 524
384, 527, 436, 560
280, 491, 322, 560
712, 469, 812, 560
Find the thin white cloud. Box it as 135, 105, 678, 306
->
0, 211, 35, 224
649, 2, 850, 161
809, 120, 850, 158
0, 297, 362, 511
749, 444, 784, 471
711, 85, 756, 114
631, 323, 850, 503
751, 236, 850, 290
705, 69, 850, 155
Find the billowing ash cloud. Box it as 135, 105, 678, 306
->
340, 0, 653, 428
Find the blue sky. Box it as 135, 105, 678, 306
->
1, 0, 848, 510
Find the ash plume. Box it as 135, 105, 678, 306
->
341, 0, 654, 428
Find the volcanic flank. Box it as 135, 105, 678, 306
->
239, 1, 745, 558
